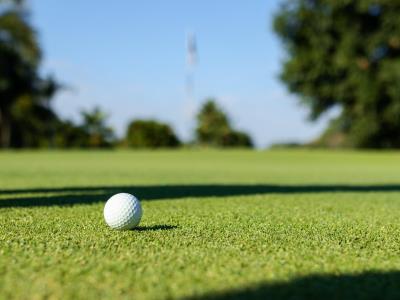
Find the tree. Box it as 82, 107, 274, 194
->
80, 107, 115, 148
274, 1, 400, 148
125, 119, 180, 148
0, 0, 58, 147
221, 130, 253, 148
53, 120, 89, 148
195, 100, 230, 146
53, 107, 114, 148
10, 93, 58, 147
195, 99, 253, 148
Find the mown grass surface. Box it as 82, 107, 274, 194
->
1, 150, 400, 299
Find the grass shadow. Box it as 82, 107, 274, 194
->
189, 271, 400, 300
134, 224, 178, 231
1, 184, 400, 208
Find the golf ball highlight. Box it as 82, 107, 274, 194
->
104, 193, 142, 230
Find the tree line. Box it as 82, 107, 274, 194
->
47, 100, 253, 149
0, 98, 253, 149
0, 1, 252, 149
3, 0, 400, 149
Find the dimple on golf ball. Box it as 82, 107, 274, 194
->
104, 193, 142, 230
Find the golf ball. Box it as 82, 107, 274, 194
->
104, 193, 142, 230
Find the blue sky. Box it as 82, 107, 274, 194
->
30, 0, 335, 147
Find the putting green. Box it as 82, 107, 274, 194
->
1, 150, 400, 299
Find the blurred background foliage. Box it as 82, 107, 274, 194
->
195, 99, 253, 148
125, 120, 181, 148
275, 0, 400, 148
2, 0, 400, 149
0, 0, 58, 148
0, 0, 252, 149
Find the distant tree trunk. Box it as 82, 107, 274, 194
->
0, 107, 11, 148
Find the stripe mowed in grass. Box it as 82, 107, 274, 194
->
1, 150, 400, 299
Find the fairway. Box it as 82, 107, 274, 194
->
1, 150, 400, 299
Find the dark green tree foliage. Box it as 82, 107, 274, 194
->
195, 99, 253, 148
221, 130, 253, 148
196, 100, 230, 146
53, 120, 89, 148
79, 107, 115, 148
274, 0, 400, 148
126, 120, 180, 148
0, 0, 58, 147
53, 107, 115, 148
10, 93, 58, 147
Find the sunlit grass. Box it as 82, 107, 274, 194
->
1, 150, 400, 299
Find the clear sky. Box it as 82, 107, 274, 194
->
30, 0, 336, 147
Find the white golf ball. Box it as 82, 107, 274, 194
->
104, 193, 142, 230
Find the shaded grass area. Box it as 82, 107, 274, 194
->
1, 150, 400, 299
190, 272, 400, 300
2, 184, 400, 208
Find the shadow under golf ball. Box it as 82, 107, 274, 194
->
132, 224, 178, 231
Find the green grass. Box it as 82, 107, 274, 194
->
1, 150, 400, 299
